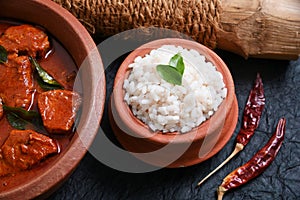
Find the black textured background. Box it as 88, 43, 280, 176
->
49, 50, 300, 200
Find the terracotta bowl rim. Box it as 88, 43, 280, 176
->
0, 0, 105, 199
112, 38, 235, 145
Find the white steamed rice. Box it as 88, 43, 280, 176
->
123, 45, 227, 133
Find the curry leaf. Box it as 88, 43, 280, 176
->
156, 65, 182, 85
36, 75, 63, 90
3, 105, 39, 120
169, 53, 184, 75
0, 45, 8, 64
6, 112, 28, 130
4, 106, 44, 131
29, 56, 63, 89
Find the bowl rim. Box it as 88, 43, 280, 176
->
0, 0, 105, 199
112, 38, 236, 145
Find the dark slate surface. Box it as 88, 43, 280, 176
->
49, 50, 300, 200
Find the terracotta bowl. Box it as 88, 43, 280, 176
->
0, 0, 105, 199
110, 38, 238, 168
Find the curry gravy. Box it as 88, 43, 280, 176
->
0, 20, 79, 189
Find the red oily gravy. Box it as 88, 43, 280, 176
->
0, 20, 79, 190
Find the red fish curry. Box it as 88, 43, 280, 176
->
0, 21, 81, 180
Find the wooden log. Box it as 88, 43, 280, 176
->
53, 0, 300, 60
218, 0, 300, 59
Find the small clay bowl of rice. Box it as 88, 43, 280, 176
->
109, 38, 238, 168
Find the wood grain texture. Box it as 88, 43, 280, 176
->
218, 0, 300, 59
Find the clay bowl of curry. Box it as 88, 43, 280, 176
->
0, 0, 105, 199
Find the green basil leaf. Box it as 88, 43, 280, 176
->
0, 45, 8, 64
3, 105, 39, 120
156, 53, 185, 85
29, 56, 63, 89
169, 53, 184, 75
156, 65, 182, 85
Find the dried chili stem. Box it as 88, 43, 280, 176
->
197, 143, 243, 186
197, 73, 265, 187
217, 186, 226, 200
217, 118, 286, 200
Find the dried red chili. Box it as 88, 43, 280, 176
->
217, 118, 286, 200
197, 73, 265, 186
236, 73, 265, 146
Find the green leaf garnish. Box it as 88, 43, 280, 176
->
0, 45, 8, 64
4, 105, 43, 131
29, 56, 63, 90
3, 105, 39, 120
169, 53, 184, 75
156, 53, 185, 85
36, 75, 63, 90
156, 65, 182, 85
6, 112, 28, 130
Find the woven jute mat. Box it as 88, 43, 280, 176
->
53, 0, 221, 49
